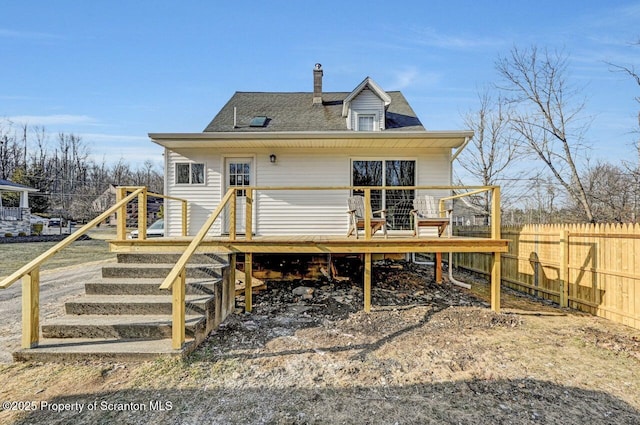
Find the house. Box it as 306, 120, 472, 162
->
149, 64, 473, 238
452, 193, 490, 226
91, 184, 163, 227
0, 178, 38, 236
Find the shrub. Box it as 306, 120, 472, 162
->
18, 232, 27, 237
4, 233, 13, 237
32, 223, 43, 235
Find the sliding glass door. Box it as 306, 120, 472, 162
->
352, 159, 415, 230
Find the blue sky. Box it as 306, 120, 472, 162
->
1, 1, 639, 170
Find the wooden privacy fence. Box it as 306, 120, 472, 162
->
454, 224, 640, 330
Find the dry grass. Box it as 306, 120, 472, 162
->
0, 266, 638, 424
0, 228, 116, 279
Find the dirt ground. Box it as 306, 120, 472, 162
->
0, 260, 639, 424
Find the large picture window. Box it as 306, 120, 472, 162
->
352, 159, 415, 230
175, 162, 205, 184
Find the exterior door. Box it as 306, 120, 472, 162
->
225, 158, 253, 234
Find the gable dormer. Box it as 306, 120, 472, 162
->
342, 77, 391, 131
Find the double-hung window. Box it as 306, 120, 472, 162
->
357, 114, 375, 131
175, 162, 205, 184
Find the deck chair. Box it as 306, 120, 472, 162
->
347, 196, 387, 239
411, 195, 450, 237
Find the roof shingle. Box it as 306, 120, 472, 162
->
204, 91, 425, 132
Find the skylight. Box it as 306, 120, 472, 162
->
249, 116, 268, 127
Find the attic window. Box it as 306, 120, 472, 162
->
249, 116, 268, 127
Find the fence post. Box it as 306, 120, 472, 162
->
559, 229, 570, 308
22, 268, 40, 348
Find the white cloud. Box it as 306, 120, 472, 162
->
7, 114, 97, 126
409, 27, 505, 50
0, 28, 61, 40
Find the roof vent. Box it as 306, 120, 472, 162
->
249, 116, 268, 127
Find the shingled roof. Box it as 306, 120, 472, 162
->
203, 91, 425, 132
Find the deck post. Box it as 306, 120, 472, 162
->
172, 269, 186, 350
229, 190, 237, 240
245, 189, 253, 240
116, 187, 127, 241
181, 200, 188, 236
137, 187, 147, 240
435, 252, 443, 284
364, 188, 372, 240
490, 187, 501, 313
245, 253, 253, 312
22, 268, 40, 348
228, 254, 237, 312
364, 252, 372, 312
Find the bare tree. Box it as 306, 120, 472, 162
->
607, 38, 640, 124
581, 161, 638, 223
496, 46, 595, 222
457, 89, 523, 211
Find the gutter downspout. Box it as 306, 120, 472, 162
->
448, 136, 472, 289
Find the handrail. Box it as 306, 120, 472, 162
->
0, 188, 144, 289
159, 188, 236, 291
159, 187, 236, 349
116, 187, 188, 238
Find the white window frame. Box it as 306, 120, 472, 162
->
354, 111, 380, 131
175, 162, 205, 185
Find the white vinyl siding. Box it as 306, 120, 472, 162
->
165, 146, 452, 237
165, 150, 221, 237
349, 89, 385, 130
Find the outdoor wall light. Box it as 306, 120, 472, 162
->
269, 154, 277, 163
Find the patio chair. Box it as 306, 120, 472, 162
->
347, 196, 387, 239
411, 195, 451, 237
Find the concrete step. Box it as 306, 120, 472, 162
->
102, 263, 225, 279
42, 314, 205, 339
85, 277, 220, 296
65, 295, 214, 316
13, 338, 197, 362
116, 252, 229, 265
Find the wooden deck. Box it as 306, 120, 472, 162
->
109, 233, 507, 316
109, 234, 509, 254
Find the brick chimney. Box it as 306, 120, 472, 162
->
313, 63, 323, 105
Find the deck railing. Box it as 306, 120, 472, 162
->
158, 185, 501, 349
0, 186, 188, 350
0, 206, 24, 221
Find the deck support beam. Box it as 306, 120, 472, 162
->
435, 252, 443, 284
491, 252, 501, 312
245, 253, 253, 312
364, 252, 372, 312
22, 268, 40, 348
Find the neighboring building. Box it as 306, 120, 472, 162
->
149, 65, 473, 237
91, 184, 163, 226
452, 194, 490, 226
0, 179, 38, 236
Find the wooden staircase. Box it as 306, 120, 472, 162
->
12, 252, 235, 362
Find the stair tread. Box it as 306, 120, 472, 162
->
43, 314, 204, 326
105, 263, 227, 268
13, 338, 195, 360
66, 294, 213, 303
87, 277, 222, 284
